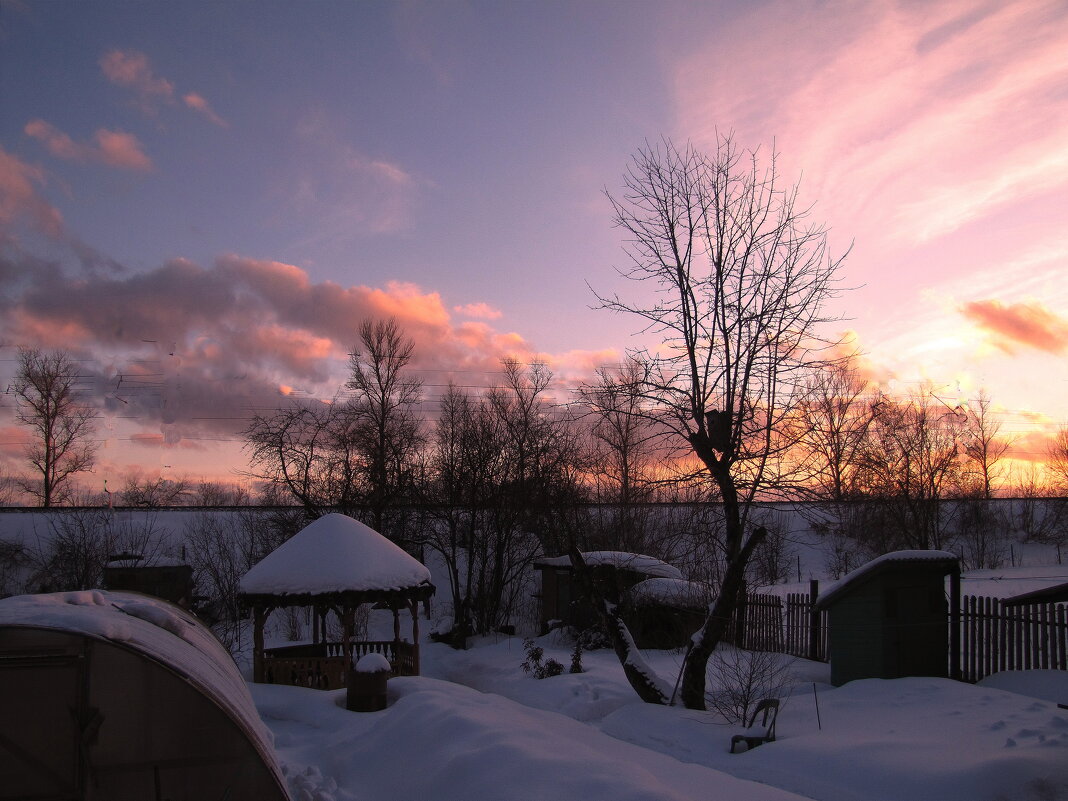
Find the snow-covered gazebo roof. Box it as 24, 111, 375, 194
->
239, 513, 434, 606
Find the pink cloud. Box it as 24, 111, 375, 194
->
100, 49, 174, 107
100, 49, 224, 126
961, 299, 1068, 354
0, 146, 64, 238
674, 0, 1068, 247
183, 92, 229, 128
454, 302, 503, 320
0, 255, 570, 444
25, 120, 153, 172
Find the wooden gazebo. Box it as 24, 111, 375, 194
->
239, 514, 435, 690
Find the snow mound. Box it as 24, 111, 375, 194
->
536, 551, 683, 580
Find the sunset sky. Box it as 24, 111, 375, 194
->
1, 0, 1066, 492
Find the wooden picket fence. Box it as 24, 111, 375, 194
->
729, 587, 1067, 683
734, 585, 828, 662
958, 596, 1068, 683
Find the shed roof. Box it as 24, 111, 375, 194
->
816, 550, 959, 610
239, 513, 432, 598
534, 551, 683, 580
1003, 580, 1068, 607
624, 577, 709, 610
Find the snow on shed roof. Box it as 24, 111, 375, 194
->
534, 551, 683, 580
0, 590, 278, 774
239, 513, 431, 597
817, 550, 959, 609
624, 577, 710, 609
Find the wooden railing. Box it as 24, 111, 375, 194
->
263, 640, 419, 690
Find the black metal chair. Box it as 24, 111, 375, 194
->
729, 698, 779, 753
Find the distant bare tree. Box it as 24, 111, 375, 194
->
120, 470, 189, 506
854, 388, 964, 552
1047, 425, 1068, 492
243, 398, 363, 518
595, 136, 848, 709
795, 359, 872, 503
346, 317, 424, 534
960, 390, 1011, 499
581, 359, 663, 552
13, 348, 98, 507
192, 480, 250, 507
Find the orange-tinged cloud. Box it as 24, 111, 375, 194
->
454, 302, 503, 320
25, 119, 153, 172
100, 49, 174, 103
0, 146, 64, 237
101, 49, 224, 126
0, 254, 563, 443
182, 92, 229, 127
961, 299, 1068, 354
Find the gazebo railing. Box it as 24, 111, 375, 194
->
263, 640, 418, 689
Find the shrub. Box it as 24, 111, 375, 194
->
520, 638, 564, 679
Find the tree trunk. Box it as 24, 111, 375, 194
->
568, 548, 669, 705
679, 527, 765, 710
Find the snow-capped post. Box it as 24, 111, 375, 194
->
567, 547, 670, 705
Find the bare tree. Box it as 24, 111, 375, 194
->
595, 137, 847, 709
581, 359, 664, 552
244, 399, 361, 518
13, 348, 98, 507
853, 388, 964, 552
795, 358, 872, 502
120, 470, 190, 506
1047, 425, 1068, 492
961, 390, 1011, 499
346, 317, 424, 534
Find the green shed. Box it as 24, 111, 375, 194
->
816, 550, 960, 687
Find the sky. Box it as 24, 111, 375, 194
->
1, 0, 1066, 491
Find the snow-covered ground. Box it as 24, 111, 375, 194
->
252, 610, 1068, 801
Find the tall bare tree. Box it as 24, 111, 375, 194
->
14, 348, 98, 507
854, 388, 964, 552
596, 137, 848, 709
961, 389, 1011, 499
1047, 425, 1068, 491
347, 318, 425, 534
795, 358, 872, 502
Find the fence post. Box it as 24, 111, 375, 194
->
808, 579, 820, 662
734, 588, 749, 649
949, 569, 960, 681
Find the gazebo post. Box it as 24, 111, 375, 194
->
252, 605, 267, 683
409, 598, 420, 675
342, 603, 355, 665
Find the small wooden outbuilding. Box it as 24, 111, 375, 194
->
533, 551, 685, 634
0, 590, 289, 801
816, 550, 960, 687
239, 514, 435, 689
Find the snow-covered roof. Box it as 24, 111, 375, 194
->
0, 590, 279, 779
624, 577, 710, 610
1002, 580, 1068, 607
534, 551, 683, 580
239, 513, 432, 597
817, 550, 959, 609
